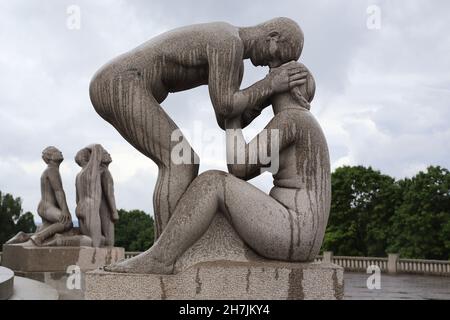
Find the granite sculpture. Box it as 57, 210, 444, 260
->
6, 145, 119, 248
89, 17, 331, 275
75, 144, 118, 247
7, 147, 73, 246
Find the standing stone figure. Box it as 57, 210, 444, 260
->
7, 147, 73, 246
75, 144, 118, 247
89, 17, 309, 240
75, 144, 105, 247
99, 150, 119, 246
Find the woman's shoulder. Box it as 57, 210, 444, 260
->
269, 108, 311, 126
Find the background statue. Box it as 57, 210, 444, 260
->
99, 149, 119, 246
89, 17, 309, 240
7, 145, 118, 248
7, 146, 73, 246
75, 144, 118, 247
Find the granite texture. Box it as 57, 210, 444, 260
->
1, 244, 124, 272
90, 17, 332, 286
75, 144, 119, 247
86, 261, 344, 300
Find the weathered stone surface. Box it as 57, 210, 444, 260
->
6, 146, 73, 247
92, 18, 331, 276
86, 261, 343, 300
75, 144, 119, 247
2, 245, 124, 300
1, 244, 124, 272
174, 212, 262, 273
0, 266, 14, 300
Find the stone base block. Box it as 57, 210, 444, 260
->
0, 267, 14, 300
86, 260, 344, 300
1, 245, 124, 272
1, 245, 124, 300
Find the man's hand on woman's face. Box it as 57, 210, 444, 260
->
269, 61, 309, 94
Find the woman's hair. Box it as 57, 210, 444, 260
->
291, 66, 315, 109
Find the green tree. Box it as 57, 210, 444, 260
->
387, 166, 450, 260
114, 209, 154, 251
322, 166, 399, 256
0, 191, 37, 245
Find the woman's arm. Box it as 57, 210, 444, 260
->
225, 113, 296, 180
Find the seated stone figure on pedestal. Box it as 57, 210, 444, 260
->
86, 17, 341, 300
7, 146, 73, 246
105, 60, 330, 274
75, 144, 118, 247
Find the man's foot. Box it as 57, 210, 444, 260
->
104, 252, 174, 275
30, 235, 43, 246
20, 239, 38, 247
6, 232, 30, 244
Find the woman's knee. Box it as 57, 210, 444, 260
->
196, 170, 228, 184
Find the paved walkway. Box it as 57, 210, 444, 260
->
344, 272, 450, 300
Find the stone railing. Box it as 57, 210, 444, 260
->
1, 250, 448, 276
397, 258, 450, 275
124, 251, 141, 259
318, 252, 450, 277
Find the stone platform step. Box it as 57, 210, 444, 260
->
86, 260, 344, 300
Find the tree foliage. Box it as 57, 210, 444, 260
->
323, 165, 450, 260
0, 191, 37, 245
114, 209, 154, 251
387, 166, 450, 259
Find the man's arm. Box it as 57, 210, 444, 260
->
207, 39, 273, 129
207, 41, 308, 129
225, 113, 296, 180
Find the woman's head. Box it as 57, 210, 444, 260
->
75, 148, 91, 167
270, 61, 315, 111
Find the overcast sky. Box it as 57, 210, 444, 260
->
1, 0, 449, 222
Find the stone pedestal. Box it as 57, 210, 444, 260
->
0, 267, 14, 300
86, 260, 344, 300
1, 244, 124, 299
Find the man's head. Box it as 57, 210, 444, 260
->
246, 17, 304, 67
75, 148, 91, 167
42, 146, 63, 164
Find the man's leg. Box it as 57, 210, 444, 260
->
31, 205, 72, 245
90, 75, 199, 240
